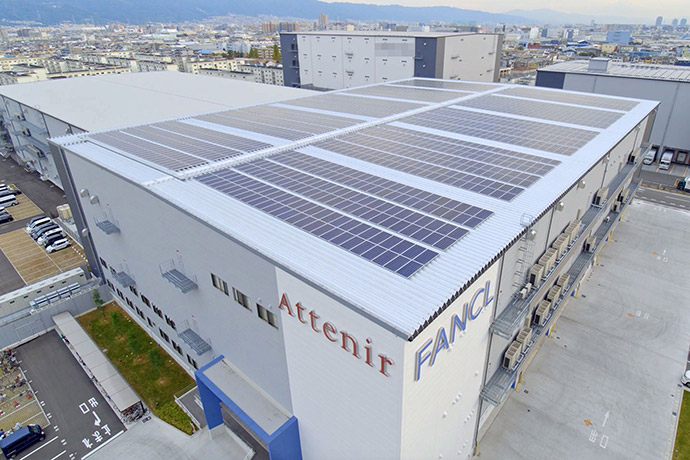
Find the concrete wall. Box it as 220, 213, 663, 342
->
64, 150, 295, 412
438, 35, 501, 82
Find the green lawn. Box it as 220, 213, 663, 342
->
675, 391, 690, 460
78, 302, 196, 434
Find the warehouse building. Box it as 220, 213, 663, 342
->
280, 31, 503, 90
50, 79, 657, 459
537, 58, 690, 165
0, 72, 307, 189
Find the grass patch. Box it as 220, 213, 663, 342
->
674, 391, 690, 460
78, 302, 196, 434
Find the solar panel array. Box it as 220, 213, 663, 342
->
196, 105, 360, 141
154, 121, 271, 153
91, 131, 208, 172
344, 85, 471, 103
283, 93, 424, 118
197, 170, 439, 277
395, 79, 495, 92
123, 126, 242, 162
402, 107, 598, 155
500, 86, 638, 111
456, 95, 624, 129
268, 151, 493, 228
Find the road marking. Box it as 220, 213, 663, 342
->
600, 434, 609, 449
80, 430, 125, 460
50, 451, 66, 460
19, 435, 58, 459
602, 411, 609, 427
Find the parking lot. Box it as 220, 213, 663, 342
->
1, 194, 43, 223
0, 228, 85, 284
16, 332, 125, 460
478, 199, 690, 460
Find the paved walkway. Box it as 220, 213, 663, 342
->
478, 199, 690, 460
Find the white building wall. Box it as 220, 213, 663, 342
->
440, 35, 499, 82
64, 151, 295, 411
343, 36, 376, 88
400, 262, 499, 460
297, 35, 314, 87
276, 269, 404, 459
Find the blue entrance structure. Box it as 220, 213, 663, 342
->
195, 356, 302, 460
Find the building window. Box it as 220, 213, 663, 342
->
158, 328, 170, 343
153, 304, 163, 319
106, 280, 114, 290
126, 297, 133, 308
129, 285, 138, 296
211, 273, 229, 295
165, 315, 177, 331
147, 317, 153, 327
100, 258, 108, 269
171, 341, 182, 355
232, 288, 251, 310
141, 295, 151, 307
116, 289, 124, 300
257, 304, 278, 329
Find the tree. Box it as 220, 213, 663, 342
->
93, 290, 105, 315
248, 47, 259, 58
272, 44, 281, 62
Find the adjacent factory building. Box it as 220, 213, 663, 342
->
51, 78, 656, 459
280, 31, 503, 90
0, 72, 307, 189
537, 58, 690, 165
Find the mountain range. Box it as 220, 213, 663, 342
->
0, 0, 653, 26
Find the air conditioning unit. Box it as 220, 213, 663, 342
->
519, 325, 533, 343
502, 342, 521, 370
534, 300, 551, 326
519, 287, 529, 300
552, 235, 569, 258
528, 263, 545, 285
617, 189, 629, 203
584, 236, 597, 253
628, 150, 639, 164
516, 328, 532, 350
612, 202, 621, 213
567, 220, 581, 243
547, 285, 562, 302
593, 187, 609, 206
539, 248, 558, 273
556, 273, 570, 288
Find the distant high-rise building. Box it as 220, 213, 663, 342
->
655, 16, 663, 27
318, 13, 328, 30
681, 18, 688, 27
263, 22, 278, 36
672, 18, 679, 27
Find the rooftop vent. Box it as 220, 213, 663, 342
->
589, 57, 610, 73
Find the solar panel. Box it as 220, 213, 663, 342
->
402, 107, 597, 156
394, 79, 495, 92
197, 112, 313, 141
344, 85, 471, 103
240, 105, 358, 130
500, 86, 639, 111
456, 95, 623, 129
122, 126, 242, 162
235, 158, 469, 250
90, 131, 207, 172
269, 151, 493, 228
153, 121, 271, 153
197, 170, 438, 277
283, 93, 424, 118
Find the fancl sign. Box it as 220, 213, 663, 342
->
414, 281, 494, 381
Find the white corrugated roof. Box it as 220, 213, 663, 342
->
0, 71, 309, 132
540, 60, 690, 82
54, 78, 658, 339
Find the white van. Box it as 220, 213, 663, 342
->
0, 195, 18, 208
642, 148, 657, 165
660, 150, 673, 170
25, 217, 51, 233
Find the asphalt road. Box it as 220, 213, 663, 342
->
16, 331, 125, 460
635, 186, 690, 211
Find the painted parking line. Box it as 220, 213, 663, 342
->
80, 430, 125, 460
19, 435, 58, 460
50, 450, 66, 460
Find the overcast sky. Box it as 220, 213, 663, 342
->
320, 0, 688, 21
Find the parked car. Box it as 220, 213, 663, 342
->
37, 228, 63, 245
31, 223, 58, 240
0, 424, 45, 458
41, 233, 65, 248
26, 217, 50, 233
0, 213, 13, 224
46, 238, 70, 253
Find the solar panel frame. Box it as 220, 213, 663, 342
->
343, 85, 472, 103
499, 86, 639, 111
122, 126, 242, 162
394, 79, 495, 92
153, 121, 272, 153
282, 93, 424, 118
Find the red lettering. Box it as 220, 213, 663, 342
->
364, 338, 374, 367
379, 354, 393, 377
296, 302, 307, 324
323, 322, 338, 342
340, 331, 359, 358
309, 310, 320, 333
278, 294, 294, 316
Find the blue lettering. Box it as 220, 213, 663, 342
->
484, 281, 495, 308
450, 305, 468, 343
430, 327, 450, 366
469, 288, 485, 320
414, 338, 433, 381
